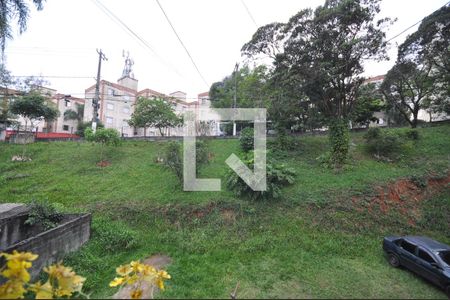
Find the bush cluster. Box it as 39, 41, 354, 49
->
163, 140, 209, 182
364, 127, 416, 160
226, 154, 295, 201
239, 127, 254, 152
84, 128, 121, 146
25, 199, 63, 230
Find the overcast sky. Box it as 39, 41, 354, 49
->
3, 0, 448, 101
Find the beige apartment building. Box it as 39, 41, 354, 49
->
48, 94, 85, 134
83, 72, 197, 137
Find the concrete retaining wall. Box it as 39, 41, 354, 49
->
0, 209, 91, 280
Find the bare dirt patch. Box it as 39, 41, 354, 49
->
96, 160, 111, 167
352, 173, 450, 226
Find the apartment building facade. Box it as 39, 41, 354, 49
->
83, 74, 198, 137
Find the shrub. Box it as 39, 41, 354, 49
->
76, 121, 104, 137
164, 140, 209, 182
85, 128, 121, 146
164, 141, 183, 181
400, 128, 420, 140
239, 127, 254, 152
269, 134, 299, 152
91, 218, 139, 252
364, 127, 406, 159
85, 128, 121, 162
195, 139, 209, 165
25, 199, 63, 230
226, 155, 295, 201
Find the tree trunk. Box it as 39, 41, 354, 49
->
328, 118, 350, 168
159, 127, 164, 136
411, 110, 419, 128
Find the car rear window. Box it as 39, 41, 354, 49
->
439, 251, 450, 266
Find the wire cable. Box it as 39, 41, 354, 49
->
239, 0, 258, 28
155, 0, 209, 88
90, 0, 184, 79
11, 75, 93, 79
386, 1, 450, 42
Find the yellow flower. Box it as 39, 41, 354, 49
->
126, 274, 139, 285
116, 264, 133, 276
2, 259, 31, 282
0, 280, 27, 299
44, 263, 85, 297
130, 261, 144, 273
29, 281, 53, 299
142, 265, 157, 276
1, 250, 38, 262
155, 270, 171, 290
109, 277, 125, 287
158, 270, 171, 280
130, 289, 143, 299
156, 277, 165, 290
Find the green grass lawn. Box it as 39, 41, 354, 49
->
0, 125, 449, 298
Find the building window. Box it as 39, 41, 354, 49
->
108, 88, 114, 96
63, 125, 69, 131
124, 95, 130, 101
106, 117, 113, 124
123, 106, 130, 114
107, 103, 114, 110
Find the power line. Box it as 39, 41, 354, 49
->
90, 0, 184, 79
386, 1, 450, 43
239, 0, 258, 28
155, 0, 210, 88
11, 75, 93, 79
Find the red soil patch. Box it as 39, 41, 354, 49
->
96, 160, 111, 167
353, 173, 450, 226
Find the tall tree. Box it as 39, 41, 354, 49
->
64, 103, 84, 123
9, 91, 58, 131
380, 61, 434, 128
0, 63, 16, 126
350, 83, 385, 127
209, 65, 270, 109
381, 4, 449, 127
242, 0, 392, 165
0, 0, 45, 53
128, 97, 181, 136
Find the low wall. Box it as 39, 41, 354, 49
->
1, 212, 91, 280
9, 133, 35, 144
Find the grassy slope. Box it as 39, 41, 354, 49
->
0, 125, 449, 298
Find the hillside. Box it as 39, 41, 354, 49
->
0, 125, 449, 298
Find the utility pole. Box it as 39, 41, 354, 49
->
232, 62, 239, 136
92, 49, 108, 132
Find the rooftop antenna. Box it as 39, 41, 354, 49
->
122, 50, 134, 78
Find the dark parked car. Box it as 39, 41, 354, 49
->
383, 236, 450, 297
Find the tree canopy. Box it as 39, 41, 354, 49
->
209, 65, 270, 109
242, 0, 392, 120
0, 0, 45, 53
381, 4, 449, 127
241, 0, 392, 165
9, 91, 58, 130
128, 97, 181, 136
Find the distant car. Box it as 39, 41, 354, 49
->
383, 236, 450, 297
